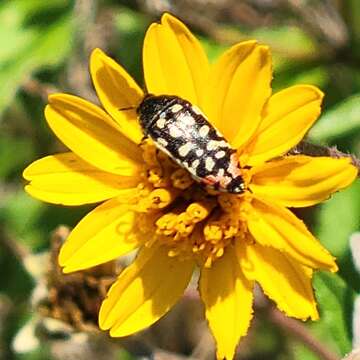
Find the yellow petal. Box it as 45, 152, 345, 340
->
143, 13, 209, 107
244, 85, 323, 166
45, 93, 143, 175
199, 246, 254, 360
250, 155, 358, 207
246, 197, 338, 272
59, 198, 141, 273
238, 241, 318, 320
99, 245, 195, 337
90, 48, 144, 144
23, 153, 139, 205
205, 41, 272, 149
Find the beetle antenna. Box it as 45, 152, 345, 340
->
119, 106, 136, 111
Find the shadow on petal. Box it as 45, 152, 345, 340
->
99, 244, 195, 337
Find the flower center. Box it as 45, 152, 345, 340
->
133, 139, 252, 267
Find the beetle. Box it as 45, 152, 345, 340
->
137, 94, 245, 194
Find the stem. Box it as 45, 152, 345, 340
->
267, 307, 340, 360
22, 79, 58, 101
289, 140, 360, 176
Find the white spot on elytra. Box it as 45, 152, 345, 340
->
199, 125, 210, 137
207, 140, 219, 151
215, 150, 226, 159
157, 138, 168, 147
196, 149, 204, 156
205, 157, 215, 171
156, 118, 166, 129
191, 159, 200, 170
170, 104, 183, 113
159, 112, 166, 118
178, 142, 194, 157
169, 125, 183, 138
218, 168, 225, 177
181, 115, 195, 125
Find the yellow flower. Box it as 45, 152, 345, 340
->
23, 13, 357, 359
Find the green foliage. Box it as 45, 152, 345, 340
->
0, 0, 74, 118
309, 94, 360, 142
251, 25, 317, 59
0, 191, 46, 250
0, 135, 35, 179
116, 349, 136, 360
291, 342, 320, 360
312, 272, 355, 356
15, 348, 52, 360
113, 7, 149, 84
311, 181, 360, 357
315, 181, 360, 260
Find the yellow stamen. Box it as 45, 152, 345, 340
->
186, 199, 216, 221
156, 213, 178, 236
147, 166, 169, 188
135, 134, 251, 267
171, 168, 194, 189
137, 188, 179, 212
156, 200, 215, 240
204, 222, 223, 243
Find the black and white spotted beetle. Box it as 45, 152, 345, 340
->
137, 94, 245, 194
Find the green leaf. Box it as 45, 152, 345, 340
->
291, 342, 320, 360
345, 0, 360, 52
113, 8, 149, 84
309, 94, 360, 141
312, 181, 360, 353
273, 65, 329, 92
0, 135, 35, 179
0, 191, 46, 250
200, 37, 227, 63
312, 271, 355, 356
116, 349, 136, 360
314, 181, 360, 260
0, 0, 74, 118
251, 25, 317, 59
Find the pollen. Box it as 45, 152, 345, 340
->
135, 138, 251, 266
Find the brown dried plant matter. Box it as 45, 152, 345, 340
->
38, 226, 122, 332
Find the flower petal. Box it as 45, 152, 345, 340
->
45, 94, 143, 175
244, 85, 323, 166
205, 41, 272, 150
250, 155, 357, 207
238, 241, 318, 320
99, 245, 195, 337
90, 48, 144, 144
143, 13, 209, 107
23, 153, 139, 205
59, 198, 141, 273
246, 197, 338, 271
199, 246, 254, 360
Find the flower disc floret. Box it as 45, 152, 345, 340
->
134, 139, 252, 266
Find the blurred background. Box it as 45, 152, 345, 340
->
0, 0, 360, 359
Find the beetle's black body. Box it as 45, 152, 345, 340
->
137, 94, 245, 194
